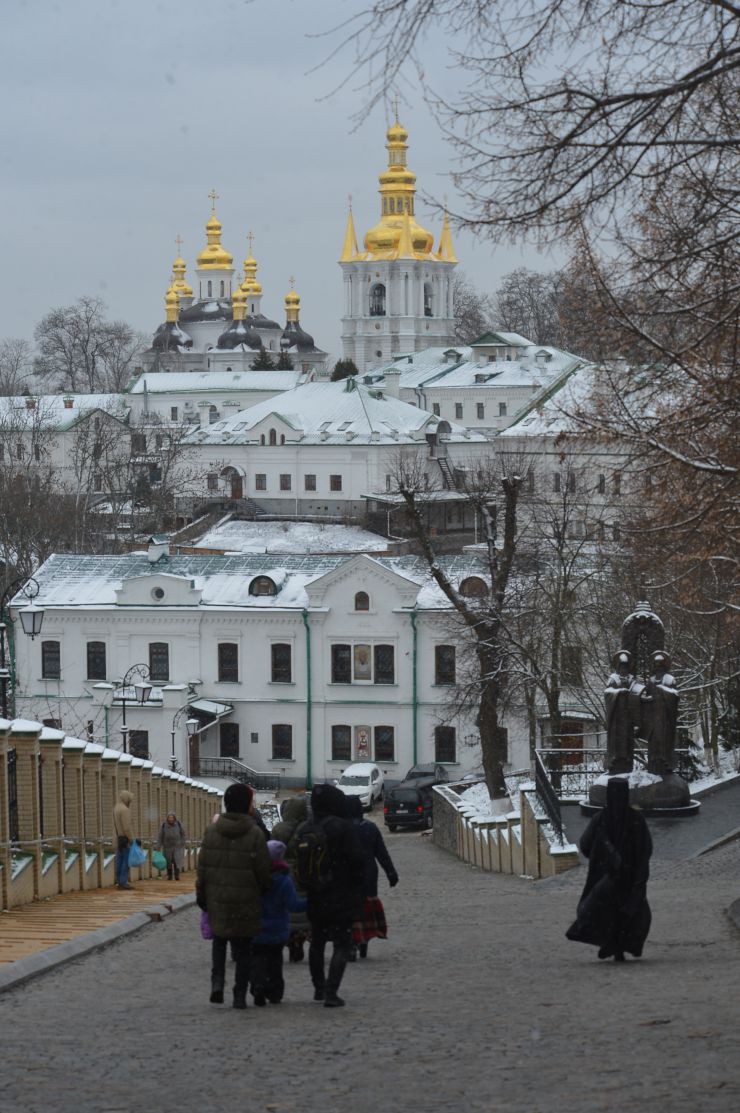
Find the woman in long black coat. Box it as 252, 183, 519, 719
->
566, 778, 652, 961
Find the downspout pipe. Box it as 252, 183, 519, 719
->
410, 609, 418, 766
302, 609, 312, 788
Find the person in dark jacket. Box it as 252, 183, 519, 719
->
196, 783, 272, 1008
566, 778, 653, 961
250, 840, 307, 1006
305, 782, 364, 1008
345, 796, 398, 959
157, 812, 186, 880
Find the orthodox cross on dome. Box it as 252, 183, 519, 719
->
246, 228, 255, 253
392, 95, 400, 123
289, 274, 295, 289
348, 193, 353, 210
208, 188, 219, 212
175, 233, 184, 255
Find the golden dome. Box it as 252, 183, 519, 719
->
165, 283, 180, 323
362, 116, 435, 259
196, 194, 234, 271
171, 255, 193, 300
239, 238, 263, 296
285, 283, 300, 322
231, 285, 247, 321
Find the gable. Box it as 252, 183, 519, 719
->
305, 554, 419, 608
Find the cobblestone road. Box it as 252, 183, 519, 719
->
2, 828, 739, 1113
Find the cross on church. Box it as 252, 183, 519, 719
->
175, 234, 183, 256
289, 274, 295, 289
246, 229, 254, 253
208, 188, 219, 211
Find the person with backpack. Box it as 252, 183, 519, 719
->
272, 795, 312, 962
296, 783, 364, 1008
157, 812, 186, 880
196, 782, 272, 1009
250, 839, 307, 1006
345, 796, 398, 959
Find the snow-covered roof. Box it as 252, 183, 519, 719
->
0, 393, 129, 431
499, 362, 600, 438
125, 370, 302, 395
18, 551, 490, 613
470, 330, 533, 347
370, 345, 583, 393
183, 378, 486, 446
190, 518, 391, 554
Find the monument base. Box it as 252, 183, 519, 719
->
584, 771, 700, 817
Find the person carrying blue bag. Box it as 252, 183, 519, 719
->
112, 790, 137, 890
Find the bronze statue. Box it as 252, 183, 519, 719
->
604, 651, 637, 774
643, 651, 679, 774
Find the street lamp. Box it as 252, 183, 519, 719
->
117, 663, 152, 754
0, 576, 44, 720
170, 706, 200, 772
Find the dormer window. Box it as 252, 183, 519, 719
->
249, 576, 278, 597
459, 576, 488, 599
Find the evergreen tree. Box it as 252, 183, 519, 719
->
276, 350, 294, 370
331, 358, 359, 382
250, 347, 276, 370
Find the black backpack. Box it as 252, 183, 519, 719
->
294, 818, 333, 893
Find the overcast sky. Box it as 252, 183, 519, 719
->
1, 0, 555, 363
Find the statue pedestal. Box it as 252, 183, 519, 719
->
584, 772, 699, 817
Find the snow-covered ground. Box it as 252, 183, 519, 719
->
191, 518, 390, 554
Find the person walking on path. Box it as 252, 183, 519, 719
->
196, 783, 271, 1009
112, 790, 136, 890
272, 795, 312, 962
250, 839, 307, 1006
157, 812, 186, 880
300, 783, 364, 1009
566, 777, 653, 961
345, 796, 398, 959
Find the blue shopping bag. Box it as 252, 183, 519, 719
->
128, 840, 147, 867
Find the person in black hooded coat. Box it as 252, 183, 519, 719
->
566, 778, 652, 961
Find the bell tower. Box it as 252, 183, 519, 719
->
339, 114, 457, 373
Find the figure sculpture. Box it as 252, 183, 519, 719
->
642, 651, 679, 774
604, 651, 637, 774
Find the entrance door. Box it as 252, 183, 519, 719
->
230, 474, 243, 500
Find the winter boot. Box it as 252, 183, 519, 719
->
233, 989, 247, 1009
358, 943, 368, 959
209, 977, 224, 1004
324, 993, 345, 1008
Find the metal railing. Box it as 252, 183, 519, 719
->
535, 747, 697, 801
534, 751, 564, 844
200, 757, 281, 794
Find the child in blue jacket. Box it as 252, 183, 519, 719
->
251, 839, 307, 1005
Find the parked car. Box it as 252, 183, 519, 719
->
402, 763, 450, 787
384, 781, 434, 831
335, 762, 385, 810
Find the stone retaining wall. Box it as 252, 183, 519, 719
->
432, 780, 580, 879
0, 717, 222, 910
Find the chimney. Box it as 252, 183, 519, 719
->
25, 397, 36, 410
382, 368, 401, 398
63, 396, 74, 409
147, 536, 170, 563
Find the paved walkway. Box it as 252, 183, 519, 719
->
2, 826, 739, 1112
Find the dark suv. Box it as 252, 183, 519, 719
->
384, 781, 435, 831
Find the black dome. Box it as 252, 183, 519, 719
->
217, 319, 262, 350
281, 320, 316, 352
150, 320, 193, 352
180, 299, 233, 323
246, 312, 281, 332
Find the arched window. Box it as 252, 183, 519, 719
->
424, 283, 433, 317
388, 198, 395, 213
280, 433, 285, 445
207, 280, 212, 298
220, 281, 225, 297
370, 283, 386, 317
459, 576, 489, 599
260, 434, 265, 445
249, 576, 277, 597
269, 428, 277, 446
354, 591, 370, 611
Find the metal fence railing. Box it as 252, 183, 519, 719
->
535, 747, 697, 801
7, 747, 19, 842
200, 757, 281, 794
534, 752, 565, 844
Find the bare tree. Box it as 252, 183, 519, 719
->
452, 271, 494, 343
391, 450, 522, 798
34, 297, 145, 393
0, 339, 34, 396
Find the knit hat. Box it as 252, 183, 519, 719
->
311, 782, 346, 817
267, 839, 287, 862
223, 783, 254, 815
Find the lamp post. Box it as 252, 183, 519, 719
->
170, 707, 200, 772
0, 576, 44, 719
117, 663, 152, 754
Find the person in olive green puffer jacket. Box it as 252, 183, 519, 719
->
196, 783, 271, 1009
